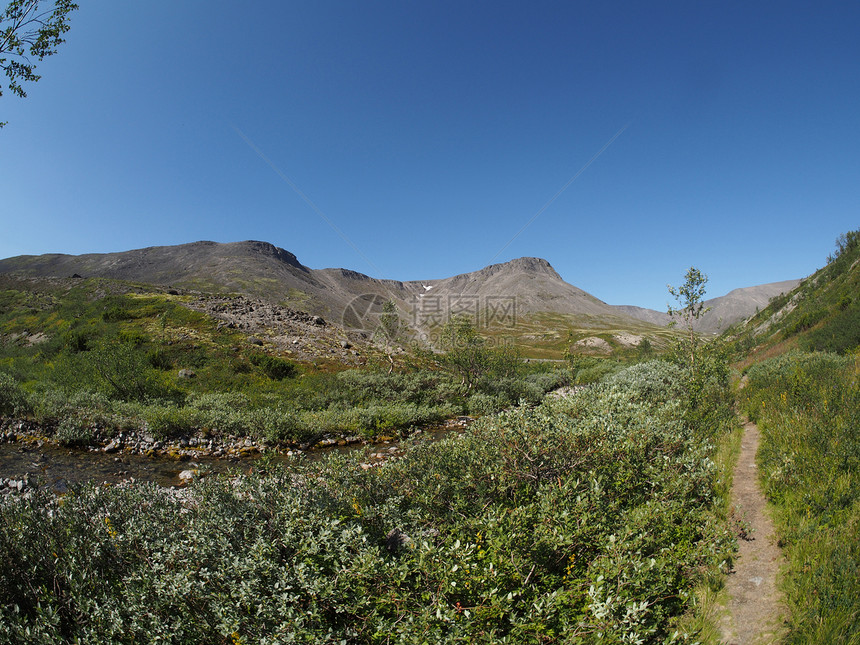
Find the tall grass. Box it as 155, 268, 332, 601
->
740, 351, 860, 643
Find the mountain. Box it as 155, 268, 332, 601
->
0, 240, 316, 294
614, 280, 800, 334
0, 241, 635, 328
0, 239, 800, 357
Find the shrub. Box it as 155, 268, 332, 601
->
467, 392, 500, 415
54, 417, 94, 447
185, 392, 253, 434
0, 371, 29, 417
804, 301, 860, 354
143, 404, 200, 440
85, 341, 179, 402
146, 347, 172, 370
251, 407, 303, 443
63, 328, 91, 353
250, 353, 297, 380
525, 368, 571, 393
569, 356, 620, 384
101, 305, 133, 322
0, 359, 736, 642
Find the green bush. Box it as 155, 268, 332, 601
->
0, 359, 736, 642
101, 304, 135, 322
803, 300, 860, 354
143, 403, 200, 440
187, 392, 252, 435
249, 353, 297, 380
146, 347, 172, 370
569, 356, 621, 384
50, 340, 180, 403
251, 407, 303, 443
54, 417, 94, 447
467, 392, 499, 416
63, 328, 91, 353
0, 371, 29, 417
784, 307, 828, 335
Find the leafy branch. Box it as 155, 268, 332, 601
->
0, 0, 78, 126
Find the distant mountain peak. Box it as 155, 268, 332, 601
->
219, 240, 305, 269
478, 256, 561, 278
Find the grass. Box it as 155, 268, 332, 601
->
478, 311, 681, 360
678, 407, 745, 644
739, 350, 860, 643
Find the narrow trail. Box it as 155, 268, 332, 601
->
720, 421, 786, 644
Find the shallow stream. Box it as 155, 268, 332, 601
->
0, 424, 461, 492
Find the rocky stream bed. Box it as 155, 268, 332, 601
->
0, 416, 474, 494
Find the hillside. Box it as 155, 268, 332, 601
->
727, 230, 860, 362
0, 241, 668, 357
0, 239, 800, 358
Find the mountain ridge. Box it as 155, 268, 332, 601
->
614, 279, 801, 334
0, 240, 791, 338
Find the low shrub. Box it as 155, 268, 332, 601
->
0, 371, 29, 417
250, 407, 303, 443
54, 417, 94, 447
570, 357, 621, 384
63, 328, 91, 353
187, 392, 252, 435
467, 392, 500, 416
249, 353, 296, 380
142, 403, 200, 440
101, 304, 134, 322
146, 347, 172, 370
0, 359, 736, 642
803, 300, 860, 354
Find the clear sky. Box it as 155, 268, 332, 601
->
1, 1, 858, 311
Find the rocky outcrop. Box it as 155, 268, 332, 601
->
183, 295, 370, 364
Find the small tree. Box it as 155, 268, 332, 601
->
668, 267, 710, 373
439, 315, 491, 389
1, 0, 78, 127
374, 299, 404, 374
828, 229, 860, 263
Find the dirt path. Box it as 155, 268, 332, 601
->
720, 421, 786, 644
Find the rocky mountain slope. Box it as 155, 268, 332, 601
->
0, 241, 639, 332
0, 240, 795, 348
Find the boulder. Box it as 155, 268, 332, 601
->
385, 528, 412, 554
178, 469, 198, 483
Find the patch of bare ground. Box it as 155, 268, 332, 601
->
613, 332, 643, 347
720, 421, 787, 644
573, 336, 612, 353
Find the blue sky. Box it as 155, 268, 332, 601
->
1, 1, 858, 311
